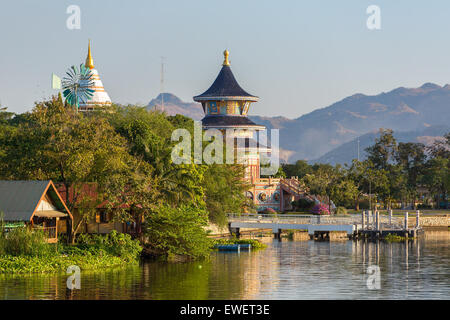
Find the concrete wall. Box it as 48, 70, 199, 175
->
407, 216, 450, 227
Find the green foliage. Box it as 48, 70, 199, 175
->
71, 230, 142, 262
336, 206, 348, 215
282, 160, 312, 179
143, 205, 213, 260
0, 228, 141, 274
0, 227, 55, 257
0, 252, 129, 274
383, 233, 406, 242
213, 238, 267, 249
365, 128, 397, 170
204, 164, 252, 226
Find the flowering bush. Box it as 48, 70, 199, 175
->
310, 204, 331, 215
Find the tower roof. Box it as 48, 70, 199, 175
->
201, 115, 264, 129
193, 50, 258, 102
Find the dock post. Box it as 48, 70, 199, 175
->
389, 209, 393, 226
416, 210, 420, 228
375, 210, 380, 231
404, 212, 408, 230
362, 210, 366, 230
371, 209, 377, 230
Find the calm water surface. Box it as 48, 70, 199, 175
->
0, 232, 448, 299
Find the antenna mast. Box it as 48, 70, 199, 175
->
160, 56, 165, 112
357, 138, 360, 161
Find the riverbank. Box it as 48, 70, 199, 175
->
0, 230, 142, 274
0, 251, 135, 274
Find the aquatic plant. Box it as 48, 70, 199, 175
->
213, 238, 267, 250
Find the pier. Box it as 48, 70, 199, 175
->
228, 210, 425, 240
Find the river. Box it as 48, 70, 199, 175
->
0, 231, 448, 300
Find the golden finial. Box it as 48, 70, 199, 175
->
85, 39, 95, 69
223, 49, 230, 66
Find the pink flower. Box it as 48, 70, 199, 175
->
310, 204, 330, 215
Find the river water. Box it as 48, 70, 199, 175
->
0, 232, 448, 300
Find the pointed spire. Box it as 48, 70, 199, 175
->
85, 39, 95, 69
223, 49, 230, 66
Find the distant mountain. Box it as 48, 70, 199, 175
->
147, 93, 203, 120
146, 83, 450, 163
310, 125, 449, 166
250, 83, 450, 162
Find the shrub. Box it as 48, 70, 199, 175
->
71, 230, 142, 262
144, 205, 212, 260
336, 207, 348, 215
296, 198, 315, 210
310, 204, 331, 215
0, 227, 55, 257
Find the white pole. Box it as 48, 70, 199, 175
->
389, 209, 393, 226
404, 212, 408, 230
372, 210, 376, 229
416, 210, 420, 228
362, 210, 366, 230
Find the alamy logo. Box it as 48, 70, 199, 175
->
366, 5, 381, 30
366, 265, 381, 290
66, 265, 81, 290
66, 5, 81, 30
171, 122, 279, 176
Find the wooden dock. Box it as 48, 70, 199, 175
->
228, 210, 425, 241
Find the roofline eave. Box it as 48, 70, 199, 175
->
193, 95, 259, 102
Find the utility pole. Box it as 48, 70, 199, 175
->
357, 138, 360, 161
160, 56, 165, 112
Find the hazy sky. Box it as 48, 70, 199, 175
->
1, 0, 450, 118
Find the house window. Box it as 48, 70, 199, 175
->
99, 211, 109, 223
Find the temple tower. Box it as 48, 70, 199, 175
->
78, 40, 112, 111
193, 50, 270, 182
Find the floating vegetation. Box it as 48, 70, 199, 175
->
383, 233, 407, 242
213, 238, 267, 250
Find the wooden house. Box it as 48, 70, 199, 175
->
56, 184, 131, 235
0, 180, 73, 243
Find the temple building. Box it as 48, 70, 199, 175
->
78, 40, 112, 111
194, 51, 313, 212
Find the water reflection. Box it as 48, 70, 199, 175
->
0, 232, 448, 300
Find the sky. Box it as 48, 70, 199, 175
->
1, 0, 450, 118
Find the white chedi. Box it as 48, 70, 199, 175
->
78, 41, 112, 111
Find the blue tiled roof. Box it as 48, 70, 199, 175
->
194, 65, 258, 100
202, 115, 263, 128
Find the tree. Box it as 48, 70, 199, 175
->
143, 205, 212, 261
366, 128, 397, 170
204, 164, 252, 226
395, 142, 426, 208
104, 157, 160, 240
108, 106, 204, 207
427, 132, 450, 159
0, 96, 133, 242
301, 164, 343, 212
282, 160, 312, 179
330, 178, 359, 209
422, 157, 449, 209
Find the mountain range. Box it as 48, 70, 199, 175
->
147, 83, 450, 164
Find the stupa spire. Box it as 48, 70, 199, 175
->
85, 40, 95, 69
223, 49, 230, 66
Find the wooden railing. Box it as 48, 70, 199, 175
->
33, 226, 57, 242
227, 213, 404, 228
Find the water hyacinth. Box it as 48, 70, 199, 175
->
310, 204, 331, 215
